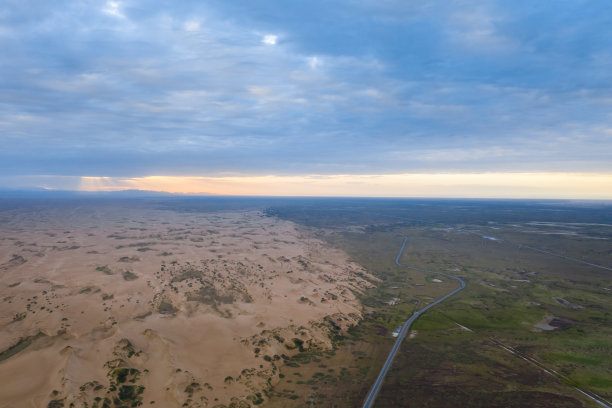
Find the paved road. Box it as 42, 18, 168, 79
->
362, 237, 466, 408
362, 230, 611, 408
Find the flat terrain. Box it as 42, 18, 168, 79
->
266, 199, 612, 407
0, 199, 372, 407
1, 197, 610, 408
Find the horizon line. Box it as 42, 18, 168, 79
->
1, 172, 611, 200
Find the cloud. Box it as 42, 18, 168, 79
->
447, 3, 516, 51
307, 56, 322, 69
102, 1, 124, 19
0, 0, 611, 184
248, 86, 271, 97
262, 34, 277, 45
184, 20, 200, 32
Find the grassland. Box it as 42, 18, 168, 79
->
266, 199, 612, 407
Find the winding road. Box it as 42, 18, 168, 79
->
362, 232, 612, 408
362, 237, 466, 408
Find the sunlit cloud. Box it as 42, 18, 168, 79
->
77, 173, 612, 199
248, 86, 271, 97
262, 34, 278, 45
184, 20, 200, 32
102, 1, 124, 19
307, 56, 322, 69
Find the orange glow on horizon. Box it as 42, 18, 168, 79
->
77, 172, 612, 199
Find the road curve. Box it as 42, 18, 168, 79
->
362, 237, 466, 408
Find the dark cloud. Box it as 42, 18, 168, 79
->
1, 0, 611, 178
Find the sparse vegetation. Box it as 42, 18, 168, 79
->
158, 300, 178, 314
8, 254, 27, 266
122, 270, 138, 281
186, 285, 235, 307
0, 332, 46, 362
96, 265, 113, 275
118, 256, 140, 263
13, 312, 27, 322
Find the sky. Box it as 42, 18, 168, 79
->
1, 0, 611, 197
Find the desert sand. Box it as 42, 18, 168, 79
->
0, 202, 373, 407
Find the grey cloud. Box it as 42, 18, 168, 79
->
1, 0, 611, 178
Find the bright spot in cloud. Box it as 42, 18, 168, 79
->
184, 20, 200, 32
308, 56, 322, 69
262, 34, 278, 45
102, 1, 124, 18
248, 86, 270, 96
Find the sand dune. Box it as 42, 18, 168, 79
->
0, 203, 373, 407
